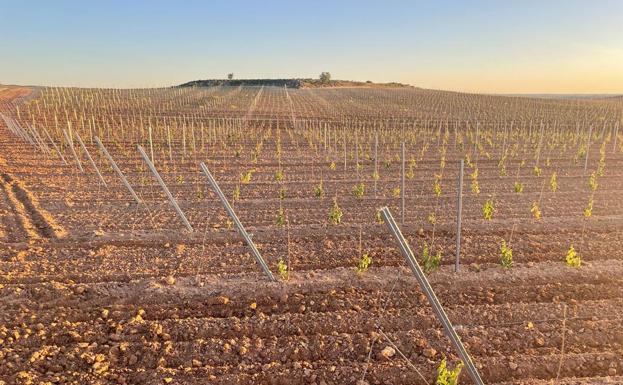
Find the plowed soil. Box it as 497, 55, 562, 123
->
1, 86, 622, 385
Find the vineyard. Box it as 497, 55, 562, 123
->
0, 84, 622, 384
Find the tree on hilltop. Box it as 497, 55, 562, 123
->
319, 72, 331, 84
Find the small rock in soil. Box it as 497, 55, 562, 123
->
380, 346, 396, 359
164, 276, 176, 285
423, 347, 437, 358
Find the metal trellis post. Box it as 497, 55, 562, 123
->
95, 137, 141, 204
380, 207, 484, 385
75, 131, 107, 187
137, 145, 193, 231
62, 128, 84, 172
455, 159, 464, 272
200, 162, 276, 282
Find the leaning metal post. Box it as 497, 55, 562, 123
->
2, 114, 34, 145
200, 162, 276, 282
137, 145, 193, 231
62, 128, 84, 172
380, 207, 484, 385
95, 137, 141, 204
25, 124, 50, 155
41, 125, 68, 165
75, 131, 107, 187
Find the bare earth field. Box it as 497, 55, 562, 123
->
0, 85, 622, 384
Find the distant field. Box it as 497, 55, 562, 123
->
180, 78, 412, 89
502, 93, 623, 100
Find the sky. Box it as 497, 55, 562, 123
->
1, 0, 622, 93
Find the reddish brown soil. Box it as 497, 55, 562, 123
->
0, 87, 31, 103
0, 86, 622, 385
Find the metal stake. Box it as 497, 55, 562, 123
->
613, 121, 619, 154
63, 128, 84, 172
1, 114, 34, 145
138, 145, 193, 231
75, 131, 107, 187
374, 133, 378, 198
455, 159, 464, 272
584, 125, 593, 173
95, 137, 141, 204
25, 124, 50, 155
148, 125, 155, 164
200, 162, 275, 281
401, 141, 405, 225
380, 207, 484, 385
41, 125, 68, 165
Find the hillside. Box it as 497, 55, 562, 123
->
179, 78, 412, 89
